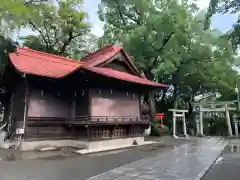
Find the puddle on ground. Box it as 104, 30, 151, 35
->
227, 145, 240, 153
0, 147, 81, 161
2, 154, 20, 161
36, 154, 78, 160
138, 143, 171, 151
0, 153, 72, 161
211, 144, 240, 166
88, 149, 129, 157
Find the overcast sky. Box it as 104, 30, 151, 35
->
83, 0, 237, 36
17, 0, 237, 38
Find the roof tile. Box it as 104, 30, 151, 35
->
7, 46, 168, 88
84, 66, 168, 88
82, 45, 142, 76
9, 47, 82, 78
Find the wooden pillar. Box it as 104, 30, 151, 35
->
225, 104, 233, 136
22, 76, 29, 138
71, 91, 76, 118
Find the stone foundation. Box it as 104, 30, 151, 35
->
18, 137, 147, 152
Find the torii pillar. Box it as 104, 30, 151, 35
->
225, 104, 233, 137
169, 109, 188, 138
233, 114, 239, 137
199, 105, 204, 137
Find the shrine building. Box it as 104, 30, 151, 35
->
0, 45, 168, 151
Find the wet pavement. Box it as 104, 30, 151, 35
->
86, 137, 226, 180
0, 137, 226, 180
202, 139, 240, 180
0, 137, 184, 180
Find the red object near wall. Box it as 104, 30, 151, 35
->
156, 113, 165, 134
156, 113, 165, 119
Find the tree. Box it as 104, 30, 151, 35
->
98, 0, 238, 124
0, 36, 17, 72
20, 0, 91, 57
205, 0, 240, 50
0, 0, 93, 58
67, 33, 99, 59
98, 0, 196, 122
0, 0, 48, 30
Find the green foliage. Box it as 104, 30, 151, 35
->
205, 0, 240, 50
0, 0, 238, 112
0, 0, 48, 30
203, 117, 228, 136
150, 125, 161, 136
0, 0, 94, 58
98, 0, 238, 107
20, 0, 91, 56
0, 35, 16, 72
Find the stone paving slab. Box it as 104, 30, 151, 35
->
85, 138, 226, 180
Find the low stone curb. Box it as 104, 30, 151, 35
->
76, 141, 156, 154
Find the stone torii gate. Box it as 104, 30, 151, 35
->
169, 109, 189, 138
192, 101, 237, 137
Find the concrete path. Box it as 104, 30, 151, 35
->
86, 138, 226, 180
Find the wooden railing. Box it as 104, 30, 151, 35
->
27, 116, 151, 126
26, 116, 150, 140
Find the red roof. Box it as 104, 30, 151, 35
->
81, 45, 120, 65
82, 45, 142, 76
83, 66, 168, 88
7, 46, 168, 88
9, 47, 82, 78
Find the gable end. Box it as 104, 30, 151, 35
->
99, 53, 141, 76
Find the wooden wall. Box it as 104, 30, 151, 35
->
27, 88, 72, 118
104, 60, 133, 74
25, 78, 90, 140
101, 53, 139, 76
75, 89, 89, 117
26, 120, 70, 140
90, 88, 140, 118
25, 121, 148, 141
11, 80, 26, 131
87, 124, 147, 140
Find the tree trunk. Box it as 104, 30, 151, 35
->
161, 88, 167, 105
173, 93, 180, 109
143, 70, 157, 122
148, 91, 157, 123
143, 70, 160, 135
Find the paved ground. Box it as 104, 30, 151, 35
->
202, 139, 240, 180
0, 137, 226, 180
86, 137, 225, 180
